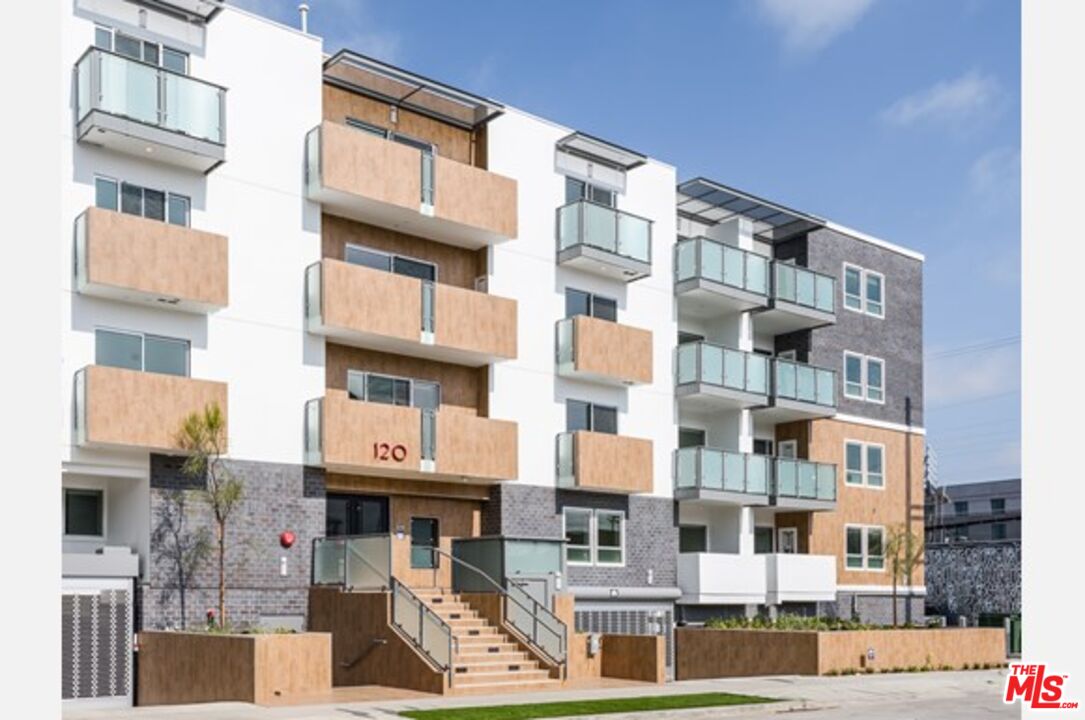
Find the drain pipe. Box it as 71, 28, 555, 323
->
298, 3, 310, 34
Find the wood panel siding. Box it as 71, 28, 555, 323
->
81, 366, 227, 452
325, 473, 491, 502
571, 431, 653, 494
326, 344, 482, 415
319, 120, 422, 209
435, 413, 517, 482
320, 260, 422, 344
322, 215, 482, 290
434, 283, 517, 361
572, 315, 653, 385
81, 207, 228, 311
323, 85, 477, 165
388, 494, 481, 588
320, 390, 423, 473
433, 155, 518, 239
601, 635, 666, 684
777, 418, 926, 587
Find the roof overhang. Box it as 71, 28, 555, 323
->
556, 132, 647, 170
135, 0, 224, 22
677, 177, 825, 242
323, 50, 504, 131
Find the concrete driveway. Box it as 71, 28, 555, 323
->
64, 669, 1014, 720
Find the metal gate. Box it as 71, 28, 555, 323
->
62, 578, 134, 706
574, 603, 675, 679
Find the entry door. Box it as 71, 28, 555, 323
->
778, 527, 798, 554
325, 494, 389, 537
411, 517, 439, 569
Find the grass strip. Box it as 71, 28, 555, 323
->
399, 692, 778, 720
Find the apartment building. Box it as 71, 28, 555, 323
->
58, 0, 924, 706
926, 478, 1021, 543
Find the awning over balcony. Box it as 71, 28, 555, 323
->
556, 132, 647, 170
323, 50, 504, 130
142, 1, 223, 22
677, 178, 825, 241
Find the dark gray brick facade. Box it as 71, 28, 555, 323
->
776, 227, 924, 427
925, 540, 1021, 623
144, 455, 325, 630
484, 484, 679, 590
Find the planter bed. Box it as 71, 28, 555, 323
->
137, 631, 332, 705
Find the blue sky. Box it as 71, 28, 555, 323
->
238, 0, 1021, 486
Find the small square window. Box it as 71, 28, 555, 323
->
591, 405, 618, 435
120, 183, 143, 216
95, 329, 142, 371
845, 442, 863, 485
162, 47, 188, 74
144, 335, 189, 377
65, 489, 104, 537
94, 177, 118, 211
94, 26, 112, 50
844, 266, 862, 310
564, 508, 592, 564
595, 511, 623, 565
167, 194, 190, 227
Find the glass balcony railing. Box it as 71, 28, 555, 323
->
772, 262, 835, 314
774, 458, 837, 502
675, 342, 769, 395
557, 200, 651, 264
674, 447, 770, 496
675, 237, 770, 296
773, 358, 837, 408
75, 47, 226, 145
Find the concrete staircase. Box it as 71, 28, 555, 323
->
413, 588, 562, 695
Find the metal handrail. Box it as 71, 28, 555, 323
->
389, 577, 458, 684
426, 546, 568, 666
310, 533, 392, 587
772, 357, 838, 407
674, 236, 770, 295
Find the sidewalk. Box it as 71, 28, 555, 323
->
64, 669, 1012, 720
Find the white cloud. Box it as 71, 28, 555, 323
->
757, 0, 876, 54
969, 146, 1020, 202
882, 70, 1002, 128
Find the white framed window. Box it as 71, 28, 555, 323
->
562, 508, 625, 567
842, 263, 885, 318
843, 351, 885, 404
94, 175, 190, 227
565, 177, 615, 208
345, 370, 440, 411
344, 243, 438, 283
845, 525, 885, 571
95, 328, 189, 377
844, 440, 885, 488
64, 487, 105, 539
94, 24, 189, 74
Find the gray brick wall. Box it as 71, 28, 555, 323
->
925, 540, 1021, 622
143, 455, 325, 630
484, 484, 679, 589
776, 227, 924, 426
825, 593, 927, 625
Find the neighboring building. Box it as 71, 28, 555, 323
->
924, 478, 1021, 624
58, 0, 925, 706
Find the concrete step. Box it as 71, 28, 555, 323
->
455, 651, 531, 664
451, 625, 503, 638
453, 640, 520, 654
450, 669, 553, 687
453, 659, 542, 675
448, 678, 562, 695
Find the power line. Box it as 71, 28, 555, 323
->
925, 335, 1020, 361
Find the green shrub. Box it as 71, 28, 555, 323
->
703, 613, 879, 632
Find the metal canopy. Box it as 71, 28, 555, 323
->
323, 50, 504, 131
556, 132, 647, 170
677, 177, 825, 241
138, 0, 223, 21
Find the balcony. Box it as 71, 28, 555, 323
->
305, 259, 516, 366
556, 316, 653, 386
74, 207, 228, 313
73, 365, 227, 452
766, 554, 837, 604
674, 237, 769, 317
74, 48, 226, 173
305, 391, 517, 483
305, 122, 517, 249
678, 553, 768, 605
772, 458, 836, 510
674, 342, 769, 411
673, 448, 770, 506
555, 431, 653, 494
556, 200, 652, 282
753, 262, 836, 335
755, 358, 837, 422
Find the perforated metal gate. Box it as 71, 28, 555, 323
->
62, 578, 134, 706
574, 603, 675, 679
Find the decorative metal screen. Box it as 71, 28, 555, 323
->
574, 604, 674, 678
62, 579, 133, 704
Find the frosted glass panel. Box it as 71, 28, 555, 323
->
99, 52, 158, 125
163, 72, 222, 142
816, 275, 835, 312
584, 202, 617, 252
675, 448, 697, 489
676, 343, 698, 384
618, 213, 650, 261
747, 456, 769, 494
747, 355, 768, 394
701, 240, 723, 283
747, 254, 769, 294
722, 246, 744, 287
701, 449, 723, 490
723, 349, 745, 389
701, 344, 723, 385
676, 241, 696, 281
796, 269, 816, 307
722, 452, 745, 492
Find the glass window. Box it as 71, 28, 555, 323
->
866, 528, 884, 569
143, 189, 166, 222
565, 289, 591, 318
596, 511, 623, 564
95, 329, 142, 371
566, 400, 591, 433
844, 266, 862, 310
754, 527, 774, 554
94, 177, 118, 211
954, 501, 969, 516
679, 428, 706, 449
143, 335, 188, 376
992, 522, 1007, 540
592, 405, 618, 435
365, 374, 410, 406
846, 527, 863, 568
845, 442, 863, 485
346, 372, 366, 400
679, 525, 707, 553
114, 33, 142, 60
592, 296, 618, 322
866, 273, 884, 316
867, 446, 884, 487
588, 185, 615, 208
65, 489, 104, 536
412, 381, 441, 411
752, 438, 774, 456
345, 117, 388, 137
565, 177, 586, 204
410, 517, 438, 569
344, 246, 391, 272
142, 42, 159, 65
120, 183, 143, 216
162, 47, 188, 74
564, 508, 591, 564
393, 256, 437, 282
94, 26, 112, 50
991, 498, 1006, 513
867, 359, 884, 402
844, 354, 863, 398
167, 194, 190, 227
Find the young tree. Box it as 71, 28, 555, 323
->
176, 403, 242, 628
884, 523, 924, 627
